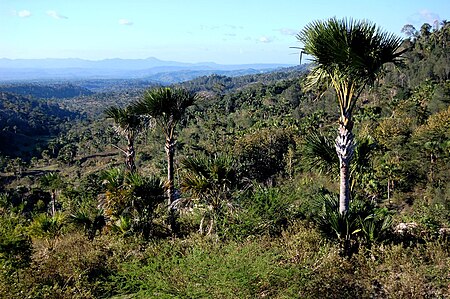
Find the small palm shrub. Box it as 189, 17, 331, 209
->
180, 153, 238, 235
224, 187, 294, 239
111, 215, 133, 237
71, 209, 106, 241
126, 173, 165, 238
28, 212, 67, 240
310, 191, 393, 256
99, 168, 165, 239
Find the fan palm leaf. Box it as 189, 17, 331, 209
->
303, 131, 338, 175
298, 17, 404, 117
104, 106, 144, 140
132, 87, 196, 139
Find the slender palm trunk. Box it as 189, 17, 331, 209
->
125, 137, 136, 173
165, 136, 177, 232
165, 137, 176, 205
387, 179, 391, 204
51, 189, 56, 216
335, 118, 354, 214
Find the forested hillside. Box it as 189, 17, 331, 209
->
0, 83, 94, 99
0, 21, 449, 298
0, 92, 82, 159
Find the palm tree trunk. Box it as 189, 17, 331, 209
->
165, 137, 177, 232
125, 138, 136, 173
165, 137, 176, 205
51, 189, 56, 216
335, 119, 354, 214
387, 179, 391, 204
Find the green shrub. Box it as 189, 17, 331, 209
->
6, 233, 115, 299
223, 187, 295, 239
105, 234, 311, 298
28, 212, 67, 240
0, 213, 32, 276
309, 191, 394, 256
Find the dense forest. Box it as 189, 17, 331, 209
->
0, 20, 449, 298
0, 83, 94, 99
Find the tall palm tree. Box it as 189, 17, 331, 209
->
132, 87, 196, 228
105, 106, 144, 173
40, 172, 63, 216
297, 18, 403, 214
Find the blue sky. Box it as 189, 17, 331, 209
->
1, 0, 448, 64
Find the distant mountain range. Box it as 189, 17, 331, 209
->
0, 57, 294, 83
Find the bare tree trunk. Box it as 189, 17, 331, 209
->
335, 119, 354, 215
207, 218, 214, 236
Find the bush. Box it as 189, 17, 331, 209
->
104, 234, 311, 298
234, 128, 295, 185
309, 191, 393, 256
28, 212, 68, 240
3, 233, 115, 299
0, 213, 32, 276
223, 187, 294, 239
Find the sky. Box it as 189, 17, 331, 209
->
0, 0, 449, 65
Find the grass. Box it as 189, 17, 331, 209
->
105, 225, 318, 298
103, 222, 450, 299
1, 219, 449, 298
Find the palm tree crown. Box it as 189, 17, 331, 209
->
132, 87, 196, 138
104, 106, 144, 141
298, 17, 403, 119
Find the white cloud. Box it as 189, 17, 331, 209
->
200, 24, 243, 31
408, 9, 440, 26
200, 25, 220, 30
259, 36, 273, 43
47, 10, 68, 20
419, 9, 440, 23
119, 19, 133, 26
225, 24, 243, 30
276, 28, 298, 36
18, 10, 32, 18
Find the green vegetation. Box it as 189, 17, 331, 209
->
0, 83, 94, 99
0, 19, 449, 298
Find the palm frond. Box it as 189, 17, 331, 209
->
100, 168, 125, 191
180, 154, 236, 204
131, 87, 196, 132
351, 135, 377, 177
299, 18, 403, 82
303, 131, 338, 175
104, 106, 144, 138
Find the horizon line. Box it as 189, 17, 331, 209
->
0, 56, 296, 66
